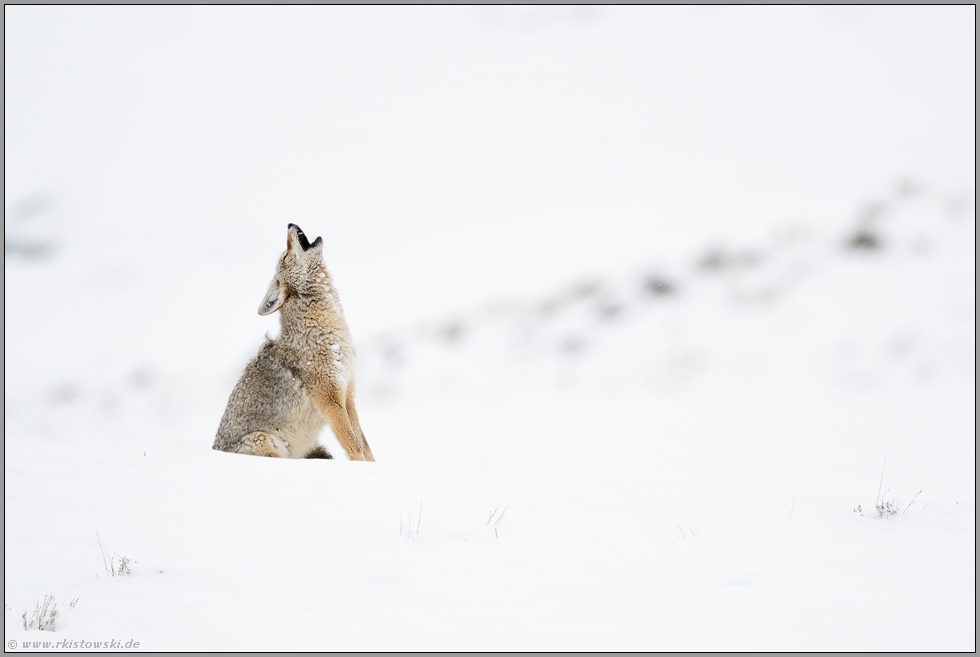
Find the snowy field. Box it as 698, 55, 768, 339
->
4, 6, 976, 651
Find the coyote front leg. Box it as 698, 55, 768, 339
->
318, 395, 371, 461
346, 393, 375, 462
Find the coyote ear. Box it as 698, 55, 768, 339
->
258, 278, 286, 316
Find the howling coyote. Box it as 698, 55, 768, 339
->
213, 224, 375, 461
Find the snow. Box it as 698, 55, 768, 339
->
4, 6, 976, 652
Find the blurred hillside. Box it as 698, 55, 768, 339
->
5, 6, 975, 412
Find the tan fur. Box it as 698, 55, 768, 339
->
213, 224, 375, 462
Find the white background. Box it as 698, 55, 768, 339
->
5, 6, 975, 651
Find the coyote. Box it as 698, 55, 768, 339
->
213, 224, 375, 461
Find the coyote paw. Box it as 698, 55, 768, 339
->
236, 432, 289, 458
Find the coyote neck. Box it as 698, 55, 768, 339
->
277, 286, 350, 351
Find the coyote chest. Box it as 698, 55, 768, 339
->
291, 332, 353, 392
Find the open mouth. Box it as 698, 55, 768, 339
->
288, 224, 322, 251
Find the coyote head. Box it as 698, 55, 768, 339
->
258, 224, 326, 316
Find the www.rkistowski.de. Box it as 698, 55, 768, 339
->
8, 639, 141, 650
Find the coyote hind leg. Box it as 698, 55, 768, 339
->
234, 431, 289, 458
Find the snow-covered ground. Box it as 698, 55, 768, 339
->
5, 6, 975, 651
